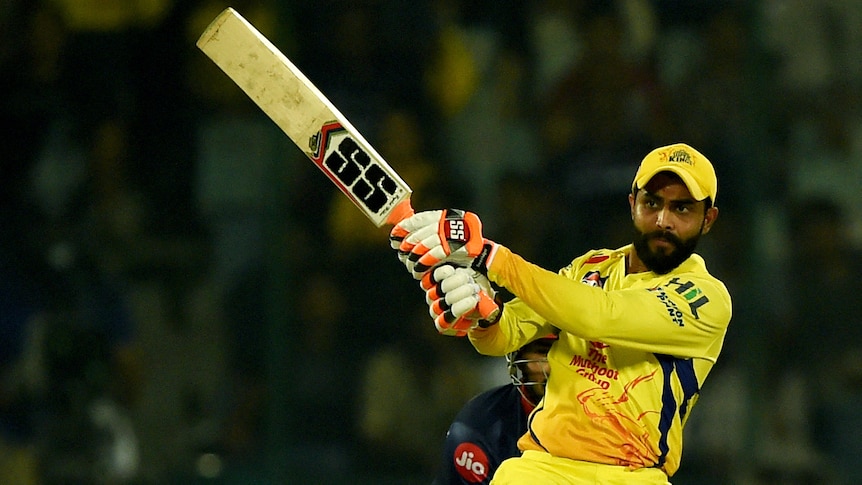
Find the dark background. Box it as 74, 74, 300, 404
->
2, 1, 861, 483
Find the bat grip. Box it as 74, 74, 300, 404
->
385, 198, 415, 226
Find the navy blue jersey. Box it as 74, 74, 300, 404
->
433, 384, 529, 484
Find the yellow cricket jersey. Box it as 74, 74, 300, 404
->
468, 244, 732, 477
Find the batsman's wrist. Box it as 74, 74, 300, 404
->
470, 240, 500, 275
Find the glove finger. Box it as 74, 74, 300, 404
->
475, 290, 501, 321
426, 287, 441, 305
390, 210, 442, 242
405, 235, 441, 279
420, 264, 456, 291
451, 316, 475, 333
413, 245, 452, 275
404, 257, 417, 277
433, 264, 458, 284
397, 251, 411, 269
401, 210, 443, 233
399, 224, 438, 260
389, 225, 408, 250
435, 314, 473, 337
406, 229, 443, 265
417, 249, 478, 276
434, 317, 467, 337
449, 294, 480, 319
439, 268, 473, 293
420, 271, 436, 292
428, 297, 451, 318
444, 279, 479, 306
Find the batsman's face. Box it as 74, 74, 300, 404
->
629, 172, 718, 274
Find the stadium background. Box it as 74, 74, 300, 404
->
2, 0, 861, 483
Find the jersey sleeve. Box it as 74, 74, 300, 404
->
434, 421, 495, 485
468, 297, 556, 357
477, 245, 732, 360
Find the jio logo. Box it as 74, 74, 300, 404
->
453, 442, 489, 482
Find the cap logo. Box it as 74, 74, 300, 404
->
667, 149, 693, 165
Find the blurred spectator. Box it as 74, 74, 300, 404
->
186, 0, 292, 292
1, 191, 143, 485
541, 4, 654, 160
492, 171, 568, 270
784, 197, 862, 484
783, 80, 862, 248
672, 361, 751, 485
35, 248, 142, 485
293, 0, 437, 125
536, 5, 658, 252
34, 114, 147, 483
525, 0, 587, 101
656, 6, 754, 193
182, 2, 295, 480
0, 255, 45, 485
356, 304, 491, 480
288, 270, 355, 480
1, 0, 69, 250
759, 0, 862, 103
752, 197, 861, 484
425, 2, 541, 226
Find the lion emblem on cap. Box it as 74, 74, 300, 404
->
668, 149, 693, 165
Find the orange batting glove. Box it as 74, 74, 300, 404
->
389, 209, 499, 280
421, 265, 501, 337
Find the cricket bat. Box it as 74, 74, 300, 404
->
196, 7, 414, 227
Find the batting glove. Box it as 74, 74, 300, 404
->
389, 210, 442, 267
421, 265, 501, 337
389, 209, 500, 279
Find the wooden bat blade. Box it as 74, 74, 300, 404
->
196, 7, 413, 227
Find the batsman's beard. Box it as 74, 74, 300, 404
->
632, 227, 701, 274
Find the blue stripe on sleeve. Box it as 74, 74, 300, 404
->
654, 354, 700, 468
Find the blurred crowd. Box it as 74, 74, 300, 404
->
2, 0, 862, 483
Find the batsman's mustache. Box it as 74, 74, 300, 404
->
646, 231, 683, 247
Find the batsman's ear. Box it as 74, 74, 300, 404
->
702, 206, 719, 234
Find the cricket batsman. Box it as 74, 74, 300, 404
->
391, 143, 733, 484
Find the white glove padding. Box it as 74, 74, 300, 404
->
389, 209, 496, 279
421, 265, 500, 337
389, 209, 442, 268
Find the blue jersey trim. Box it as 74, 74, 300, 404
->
654, 354, 700, 468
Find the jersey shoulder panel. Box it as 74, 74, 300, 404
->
448, 384, 526, 440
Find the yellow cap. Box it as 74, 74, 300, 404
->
631, 143, 718, 202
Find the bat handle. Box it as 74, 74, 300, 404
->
385, 198, 415, 226
386, 198, 415, 226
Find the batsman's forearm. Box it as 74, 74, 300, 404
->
485, 246, 610, 341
